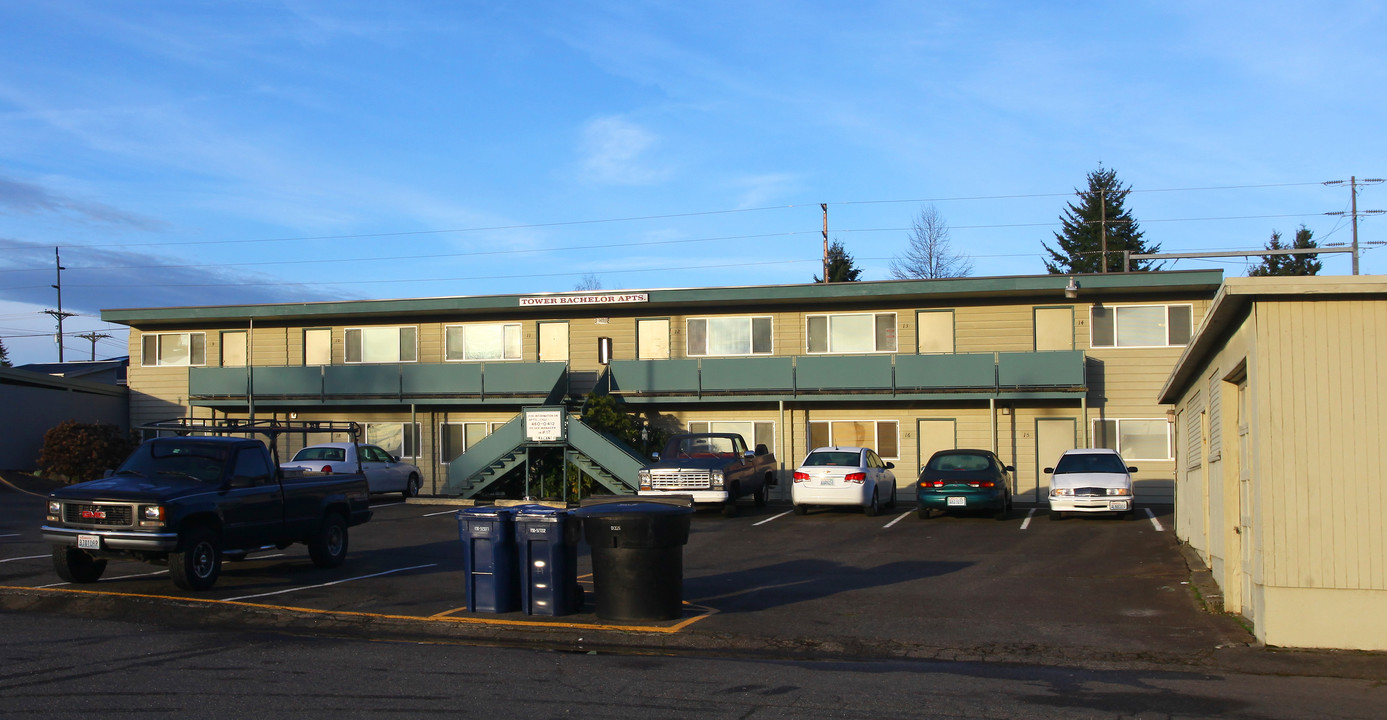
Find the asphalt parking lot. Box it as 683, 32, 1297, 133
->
1, 474, 1273, 671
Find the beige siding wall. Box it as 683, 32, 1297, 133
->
1255, 299, 1387, 593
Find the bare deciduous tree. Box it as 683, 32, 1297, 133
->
574, 273, 603, 291
889, 205, 973, 279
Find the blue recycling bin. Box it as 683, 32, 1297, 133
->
573, 498, 695, 622
457, 506, 520, 613
513, 505, 584, 616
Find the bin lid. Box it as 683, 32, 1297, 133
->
571, 501, 695, 519
514, 504, 569, 522
457, 505, 517, 519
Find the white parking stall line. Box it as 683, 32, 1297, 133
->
424, 508, 462, 517
883, 511, 912, 529
372, 501, 406, 509
1144, 508, 1165, 531
1019, 508, 1037, 530
222, 563, 437, 602
0, 533, 21, 538
753, 510, 793, 526
1, 554, 49, 563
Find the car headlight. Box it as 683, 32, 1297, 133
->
1106, 488, 1131, 496
1051, 488, 1074, 497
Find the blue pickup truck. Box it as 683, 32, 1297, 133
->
42, 420, 373, 591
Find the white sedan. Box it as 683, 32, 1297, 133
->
791, 446, 897, 516
282, 443, 422, 498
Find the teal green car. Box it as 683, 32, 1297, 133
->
916, 449, 1013, 520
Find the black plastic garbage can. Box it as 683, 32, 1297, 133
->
513, 505, 584, 616
457, 506, 519, 613
573, 498, 695, 621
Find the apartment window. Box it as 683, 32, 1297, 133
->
809, 420, 900, 459
1093, 418, 1170, 461
446, 323, 521, 361
140, 332, 206, 367
304, 328, 331, 366
637, 318, 671, 360
364, 422, 421, 459
687, 420, 776, 454
916, 310, 954, 354
806, 312, 897, 354
1091, 305, 1192, 348
440, 422, 490, 464
345, 327, 417, 364
687, 317, 772, 356
220, 331, 247, 368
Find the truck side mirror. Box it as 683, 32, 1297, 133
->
743, 450, 755, 460
103, 469, 115, 478
651, 452, 660, 461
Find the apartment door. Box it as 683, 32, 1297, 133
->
1235, 378, 1255, 622
1030, 418, 1077, 503
916, 419, 956, 472
538, 322, 569, 363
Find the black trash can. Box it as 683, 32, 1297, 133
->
573, 497, 695, 621
457, 506, 519, 613
513, 504, 584, 616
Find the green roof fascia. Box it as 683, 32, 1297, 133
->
102, 269, 1224, 327
612, 389, 1086, 404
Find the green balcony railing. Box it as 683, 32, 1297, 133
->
608, 351, 1086, 399
189, 362, 568, 405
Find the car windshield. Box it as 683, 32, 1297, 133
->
802, 451, 861, 467
926, 453, 992, 472
1053, 453, 1128, 474
293, 447, 346, 462
118, 441, 230, 483
669, 436, 739, 458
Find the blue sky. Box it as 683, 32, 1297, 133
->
2, 1, 1383, 365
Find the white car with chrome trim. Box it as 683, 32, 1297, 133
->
1044, 448, 1136, 520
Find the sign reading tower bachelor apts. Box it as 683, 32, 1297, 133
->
518, 293, 649, 307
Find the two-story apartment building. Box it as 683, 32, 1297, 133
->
103, 269, 1222, 502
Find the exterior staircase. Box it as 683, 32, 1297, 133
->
441, 408, 645, 499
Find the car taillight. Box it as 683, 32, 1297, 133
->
845, 472, 866, 484
968, 481, 995, 488
793, 471, 809, 483
321, 465, 332, 473
919, 479, 944, 488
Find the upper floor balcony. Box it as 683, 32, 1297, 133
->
188, 362, 569, 407
607, 350, 1087, 402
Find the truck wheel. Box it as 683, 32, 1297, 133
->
753, 483, 767, 507
864, 489, 880, 517
52, 546, 107, 583
170, 527, 222, 591
309, 512, 349, 569
402, 473, 420, 500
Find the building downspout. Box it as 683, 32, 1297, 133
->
778, 400, 786, 500
247, 317, 255, 422
989, 397, 997, 456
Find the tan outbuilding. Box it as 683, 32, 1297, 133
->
1158, 276, 1387, 650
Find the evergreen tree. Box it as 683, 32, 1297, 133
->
0, 338, 10, 367
1249, 226, 1321, 276
814, 239, 863, 283
1043, 166, 1160, 273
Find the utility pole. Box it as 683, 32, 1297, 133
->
42, 247, 75, 362
77, 332, 111, 361
821, 203, 829, 283
1324, 176, 1384, 275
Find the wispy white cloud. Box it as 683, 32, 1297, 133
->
578, 116, 671, 186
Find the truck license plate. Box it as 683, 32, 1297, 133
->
77, 534, 101, 550
947, 496, 966, 507
1109, 500, 1130, 511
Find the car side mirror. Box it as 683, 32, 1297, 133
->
229, 475, 258, 489
1128, 466, 1138, 473
1005, 465, 1015, 473
885, 462, 895, 469
1043, 467, 1054, 474
393, 455, 401, 463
